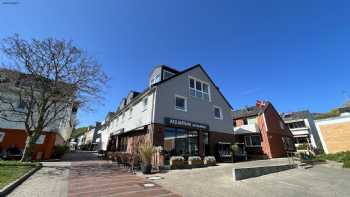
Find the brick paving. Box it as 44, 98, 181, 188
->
68, 161, 181, 197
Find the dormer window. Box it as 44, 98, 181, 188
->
151, 74, 161, 85
163, 70, 175, 80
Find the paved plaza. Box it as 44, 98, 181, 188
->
8, 152, 180, 197
151, 160, 350, 197
7, 152, 350, 197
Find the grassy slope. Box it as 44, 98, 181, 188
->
316, 151, 350, 168
0, 165, 34, 188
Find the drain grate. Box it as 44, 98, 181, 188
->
144, 183, 155, 187
147, 176, 163, 180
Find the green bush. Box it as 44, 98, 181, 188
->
316, 151, 350, 168
296, 144, 308, 150
52, 145, 69, 158
343, 160, 350, 168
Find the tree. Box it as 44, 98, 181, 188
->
0, 34, 107, 161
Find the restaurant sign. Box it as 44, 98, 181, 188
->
164, 117, 209, 130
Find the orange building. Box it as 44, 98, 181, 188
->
0, 128, 65, 160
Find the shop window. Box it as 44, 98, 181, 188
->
118, 136, 128, 152
175, 95, 187, 112
163, 127, 199, 162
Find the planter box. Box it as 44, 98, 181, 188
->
188, 159, 203, 168
204, 159, 216, 166
170, 159, 185, 169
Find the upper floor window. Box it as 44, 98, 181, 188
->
175, 95, 187, 112
214, 106, 223, 120
129, 107, 133, 118
287, 121, 306, 129
243, 118, 248, 125
122, 112, 125, 121
163, 70, 175, 80
151, 73, 161, 85
189, 77, 210, 101
143, 97, 148, 111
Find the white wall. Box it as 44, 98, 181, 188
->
0, 87, 75, 141
98, 91, 155, 151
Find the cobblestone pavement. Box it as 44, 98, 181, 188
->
8, 151, 181, 197
68, 161, 181, 197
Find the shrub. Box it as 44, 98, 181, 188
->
138, 143, 154, 165
52, 145, 69, 158
296, 143, 308, 150
343, 160, 350, 168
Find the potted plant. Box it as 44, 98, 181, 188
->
231, 143, 240, 163
139, 143, 154, 174
203, 156, 216, 166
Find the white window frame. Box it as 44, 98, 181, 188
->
213, 105, 223, 120
175, 95, 187, 112
188, 76, 211, 102
244, 135, 261, 147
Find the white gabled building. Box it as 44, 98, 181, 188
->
99, 64, 234, 166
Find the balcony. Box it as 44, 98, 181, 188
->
234, 124, 260, 135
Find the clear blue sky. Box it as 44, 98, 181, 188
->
1, 0, 349, 127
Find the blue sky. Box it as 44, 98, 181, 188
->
1, 0, 349, 127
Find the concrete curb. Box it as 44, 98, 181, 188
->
233, 164, 297, 181
0, 164, 42, 197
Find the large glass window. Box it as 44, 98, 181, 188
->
163, 128, 199, 162
189, 77, 210, 101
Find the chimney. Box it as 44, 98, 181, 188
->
256, 100, 266, 108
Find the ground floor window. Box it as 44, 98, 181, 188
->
118, 136, 128, 152
163, 127, 199, 161
244, 135, 261, 147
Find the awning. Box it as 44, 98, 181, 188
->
111, 128, 124, 136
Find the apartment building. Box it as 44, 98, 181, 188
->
100, 64, 233, 166
0, 69, 77, 160
78, 122, 102, 151
281, 111, 323, 151
315, 105, 350, 154
232, 101, 294, 159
